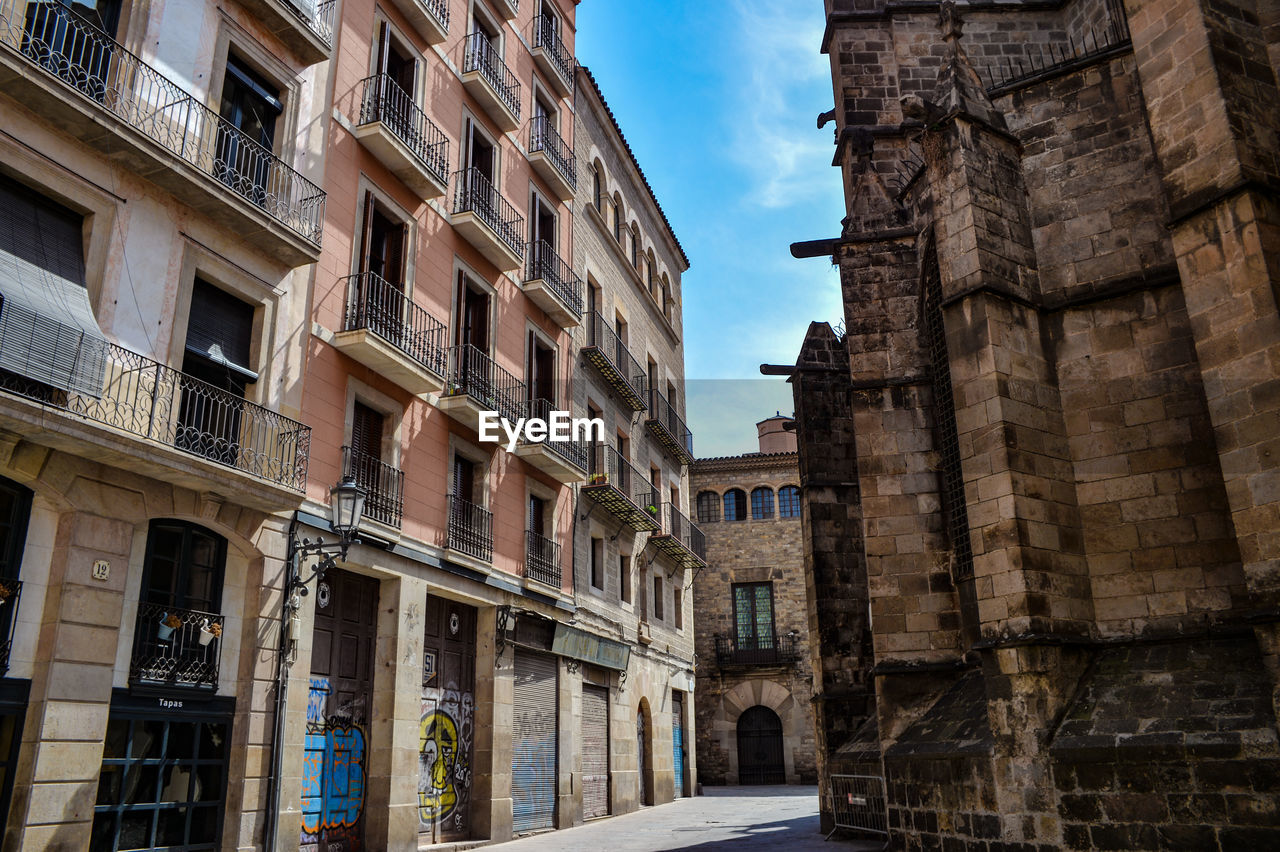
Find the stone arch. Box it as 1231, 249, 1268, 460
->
636, 696, 654, 805
718, 679, 802, 784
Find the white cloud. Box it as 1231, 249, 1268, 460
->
727, 0, 840, 209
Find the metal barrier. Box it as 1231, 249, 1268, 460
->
826, 774, 888, 840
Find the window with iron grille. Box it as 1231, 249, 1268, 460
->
696, 491, 719, 523
922, 238, 974, 580
750, 487, 774, 520
732, 582, 775, 650
723, 489, 746, 522
777, 485, 801, 518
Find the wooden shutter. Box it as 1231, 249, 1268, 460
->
351, 402, 383, 461
512, 651, 557, 833
581, 685, 610, 819
358, 190, 375, 275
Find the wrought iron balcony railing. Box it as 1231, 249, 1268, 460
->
0, 340, 310, 491
583, 311, 646, 409
525, 398, 590, 471
715, 633, 800, 668
342, 272, 448, 377
2, 0, 326, 244
130, 602, 225, 690
453, 167, 526, 258
358, 73, 450, 186
529, 115, 576, 189
525, 529, 561, 587
282, 0, 336, 45
445, 344, 527, 426
0, 578, 21, 677
585, 443, 661, 530
447, 494, 492, 562
461, 32, 520, 119
647, 385, 694, 463
656, 502, 706, 562
531, 16, 573, 91
984, 10, 1131, 95
421, 0, 449, 33
342, 445, 404, 529
525, 240, 584, 317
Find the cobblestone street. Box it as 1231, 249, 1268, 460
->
486, 786, 884, 852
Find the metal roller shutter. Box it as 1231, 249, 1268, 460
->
672, 692, 685, 798
581, 685, 609, 819
512, 650, 557, 833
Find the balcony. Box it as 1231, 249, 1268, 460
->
385, 0, 448, 44
0, 578, 21, 676
582, 312, 647, 412
334, 272, 447, 395
447, 494, 492, 563
528, 115, 576, 201
461, 33, 520, 131
515, 398, 589, 484
523, 241, 583, 328
354, 74, 450, 200
715, 633, 800, 669
525, 530, 561, 589
0, 340, 309, 508
530, 16, 573, 98
649, 503, 705, 570
492, 0, 517, 21
646, 386, 694, 465
438, 344, 527, 434
582, 444, 661, 533
130, 603, 225, 693
0, 0, 326, 265
234, 0, 335, 64
451, 167, 525, 272
342, 445, 404, 530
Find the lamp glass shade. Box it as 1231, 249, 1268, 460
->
329, 476, 367, 537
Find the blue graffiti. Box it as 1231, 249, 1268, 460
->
302, 723, 366, 835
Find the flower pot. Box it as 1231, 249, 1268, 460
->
198, 628, 216, 646
157, 622, 176, 641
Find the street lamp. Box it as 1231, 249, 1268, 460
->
287, 475, 367, 600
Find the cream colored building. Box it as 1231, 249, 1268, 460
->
0, 0, 330, 848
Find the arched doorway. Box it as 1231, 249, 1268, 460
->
737, 705, 784, 784
636, 699, 653, 806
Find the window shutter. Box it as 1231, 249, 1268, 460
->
0, 177, 108, 397
351, 402, 384, 461
185, 280, 256, 381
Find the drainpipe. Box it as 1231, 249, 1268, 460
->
264, 513, 301, 852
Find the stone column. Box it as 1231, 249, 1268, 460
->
472, 605, 511, 841
10, 509, 132, 851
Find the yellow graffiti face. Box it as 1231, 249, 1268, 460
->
419, 711, 459, 822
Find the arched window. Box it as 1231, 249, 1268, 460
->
723, 489, 746, 521
751, 487, 774, 519
630, 224, 640, 268
778, 485, 801, 518
592, 163, 602, 211
646, 250, 656, 297
696, 491, 720, 523
612, 193, 624, 243
131, 520, 227, 690
661, 273, 672, 321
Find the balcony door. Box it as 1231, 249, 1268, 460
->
178, 280, 255, 467
22, 0, 123, 102
347, 401, 388, 525
464, 119, 495, 184
526, 331, 554, 407
130, 521, 227, 690
529, 192, 556, 254
216, 55, 281, 205
455, 273, 490, 353
732, 581, 775, 654
358, 193, 407, 341
376, 22, 416, 99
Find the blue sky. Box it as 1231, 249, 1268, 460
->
576, 1, 844, 458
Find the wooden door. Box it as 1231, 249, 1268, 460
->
419, 597, 477, 843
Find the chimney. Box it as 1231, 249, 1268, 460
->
756, 412, 797, 454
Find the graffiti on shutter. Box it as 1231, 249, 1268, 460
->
581, 685, 609, 819
512, 651, 557, 833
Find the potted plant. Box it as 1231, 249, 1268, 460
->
646, 504, 659, 516
0, 580, 14, 607
157, 612, 182, 641
198, 619, 222, 646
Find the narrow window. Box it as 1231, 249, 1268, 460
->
723, 489, 746, 522
590, 537, 604, 590
653, 574, 663, 621
696, 492, 719, 523
778, 486, 801, 518
619, 552, 631, 603
732, 581, 775, 651
751, 487, 774, 520
673, 582, 683, 631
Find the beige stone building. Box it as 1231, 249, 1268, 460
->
0, 0, 331, 847
565, 64, 701, 819
689, 416, 816, 787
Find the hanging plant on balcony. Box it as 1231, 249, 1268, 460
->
588, 473, 607, 485
157, 612, 182, 641
0, 580, 13, 607
198, 619, 222, 646
646, 504, 658, 515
